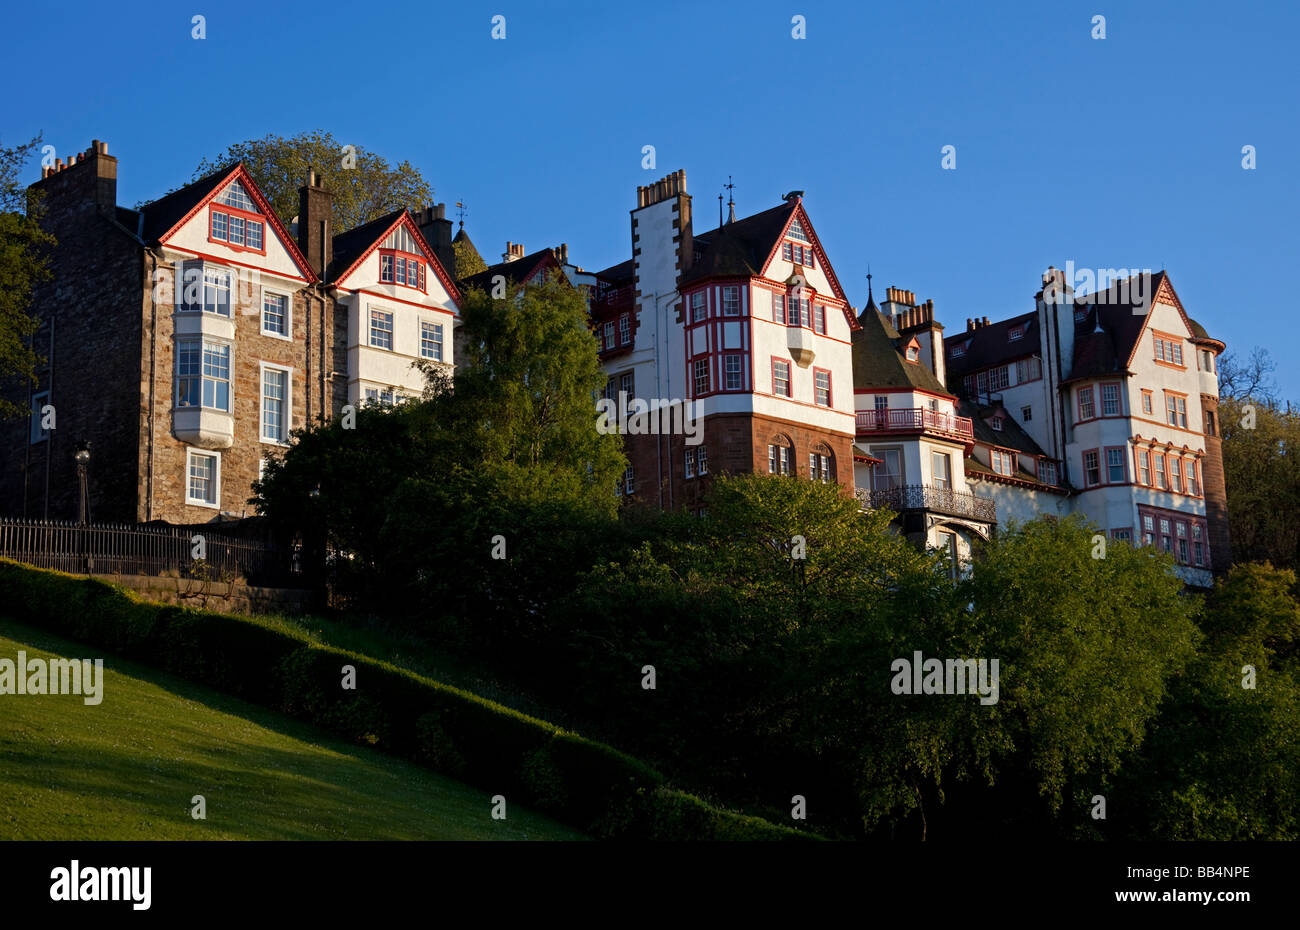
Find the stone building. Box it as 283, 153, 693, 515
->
0, 140, 460, 525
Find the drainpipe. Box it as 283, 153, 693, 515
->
144, 248, 160, 522
43, 314, 54, 520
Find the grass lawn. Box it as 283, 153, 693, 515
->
0, 619, 585, 841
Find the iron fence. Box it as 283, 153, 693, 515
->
0, 517, 298, 587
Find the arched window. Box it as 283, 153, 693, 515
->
809, 442, 835, 483
767, 434, 794, 476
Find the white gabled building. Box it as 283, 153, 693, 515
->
318, 207, 461, 407
945, 268, 1230, 586
850, 280, 995, 571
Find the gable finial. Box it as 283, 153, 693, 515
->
724, 176, 736, 224
455, 200, 468, 230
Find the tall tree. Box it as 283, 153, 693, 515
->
1217, 346, 1278, 404
1220, 395, 1300, 571
0, 136, 55, 418
189, 130, 434, 234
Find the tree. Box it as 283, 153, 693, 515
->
421, 273, 626, 506
955, 517, 1200, 837
0, 136, 56, 418
1120, 563, 1300, 839
1217, 346, 1277, 404
452, 236, 487, 279
189, 130, 434, 234
1220, 396, 1300, 571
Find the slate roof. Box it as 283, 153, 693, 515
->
594, 258, 634, 285
944, 310, 1039, 383
326, 209, 406, 283
852, 307, 953, 395
960, 399, 1048, 459
135, 165, 237, 244
459, 248, 562, 292
679, 201, 799, 285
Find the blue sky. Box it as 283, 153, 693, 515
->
4, 0, 1296, 397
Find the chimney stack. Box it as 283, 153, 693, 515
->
554, 243, 569, 265
297, 167, 333, 280
502, 241, 526, 262
414, 202, 454, 274
34, 138, 117, 214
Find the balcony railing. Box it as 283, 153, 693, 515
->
856, 407, 974, 441
854, 484, 997, 523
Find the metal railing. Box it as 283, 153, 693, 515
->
0, 517, 297, 587
854, 484, 997, 523
855, 407, 974, 441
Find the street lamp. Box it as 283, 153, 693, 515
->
74, 443, 92, 574
75, 444, 92, 525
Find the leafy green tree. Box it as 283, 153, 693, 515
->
1220, 396, 1300, 572
956, 517, 1201, 837
421, 273, 626, 508
0, 136, 55, 418
190, 130, 434, 234
1120, 563, 1300, 839
452, 236, 487, 279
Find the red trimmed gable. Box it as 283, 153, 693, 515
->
1121, 273, 1192, 371
157, 163, 317, 282
332, 211, 462, 308
758, 200, 858, 332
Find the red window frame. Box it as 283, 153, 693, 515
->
771, 357, 792, 398
1153, 452, 1167, 489
1101, 381, 1122, 417
1168, 456, 1183, 493
379, 248, 428, 293
1186, 457, 1200, 496
1135, 448, 1151, 486
692, 355, 711, 397
1077, 386, 1096, 421
1140, 389, 1153, 415
1082, 448, 1100, 487
1153, 330, 1186, 369
813, 367, 832, 407
208, 205, 266, 256
1103, 445, 1127, 484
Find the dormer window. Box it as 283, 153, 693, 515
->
378, 225, 428, 292
907, 346, 919, 361
950, 342, 967, 357
1008, 325, 1024, 341
209, 180, 265, 253
990, 416, 1003, 431
781, 241, 814, 267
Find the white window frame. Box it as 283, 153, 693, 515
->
932, 451, 951, 490
724, 354, 743, 390
261, 290, 291, 339
420, 320, 444, 361
722, 286, 740, 316
369, 307, 395, 350
185, 448, 221, 509
259, 362, 292, 445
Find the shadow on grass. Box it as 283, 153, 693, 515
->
0, 619, 585, 841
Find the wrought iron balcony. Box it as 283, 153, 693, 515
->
854, 484, 997, 523
855, 407, 974, 442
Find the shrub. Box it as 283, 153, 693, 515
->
0, 559, 805, 840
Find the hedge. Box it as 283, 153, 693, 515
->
0, 559, 811, 841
